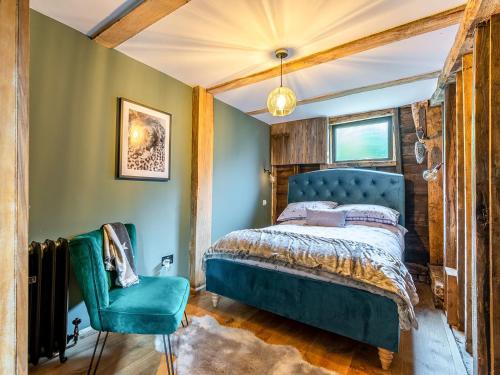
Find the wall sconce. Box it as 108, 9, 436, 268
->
263, 168, 275, 183
423, 162, 443, 182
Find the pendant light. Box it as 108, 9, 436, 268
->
267, 48, 297, 117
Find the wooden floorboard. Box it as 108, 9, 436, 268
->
29, 283, 464, 375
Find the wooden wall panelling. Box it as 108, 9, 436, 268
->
399, 107, 429, 264
426, 105, 444, 266
444, 83, 459, 327
190, 86, 214, 291
274, 166, 299, 222
488, 13, 500, 374
455, 72, 466, 331
462, 53, 474, 354
270, 118, 328, 166
472, 22, 491, 375
0, 0, 29, 373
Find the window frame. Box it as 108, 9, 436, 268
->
328, 109, 398, 167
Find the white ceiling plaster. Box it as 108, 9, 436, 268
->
30, 0, 464, 124
116, 0, 464, 87
30, 0, 140, 36
216, 26, 458, 114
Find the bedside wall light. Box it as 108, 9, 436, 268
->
263, 168, 275, 183
423, 162, 443, 182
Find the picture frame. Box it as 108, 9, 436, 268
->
118, 98, 171, 181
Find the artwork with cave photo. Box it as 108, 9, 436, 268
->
118, 98, 171, 181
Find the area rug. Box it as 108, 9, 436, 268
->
155, 315, 338, 375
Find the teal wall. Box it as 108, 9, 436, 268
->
29, 11, 270, 329
212, 100, 271, 241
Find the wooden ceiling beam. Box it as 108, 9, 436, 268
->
246, 71, 440, 116
430, 0, 500, 104
92, 0, 189, 48
208, 5, 465, 94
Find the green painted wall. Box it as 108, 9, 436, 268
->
29, 11, 271, 329
212, 100, 271, 241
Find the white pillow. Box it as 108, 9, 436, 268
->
334, 204, 400, 226
306, 208, 346, 227
277, 201, 338, 222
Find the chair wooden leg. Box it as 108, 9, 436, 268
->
378, 348, 394, 370
211, 293, 220, 307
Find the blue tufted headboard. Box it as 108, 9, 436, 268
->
288, 168, 405, 226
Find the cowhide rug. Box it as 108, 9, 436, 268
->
155, 315, 338, 375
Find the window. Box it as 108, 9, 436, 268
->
330, 116, 394, 163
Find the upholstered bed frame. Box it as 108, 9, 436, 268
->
205, 169, 405, 370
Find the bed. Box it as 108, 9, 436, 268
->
204, 168, 417, 370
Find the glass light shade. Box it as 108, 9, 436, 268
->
267, 86, 296, 116
423, 168, 438, 181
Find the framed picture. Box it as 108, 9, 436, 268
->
118, 98, 171, 181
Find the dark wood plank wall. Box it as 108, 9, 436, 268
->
271, 107, 434, 265
399, 107, 430, 264
271, 118, 328, 165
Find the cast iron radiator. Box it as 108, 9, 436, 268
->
28, 238, 71, 365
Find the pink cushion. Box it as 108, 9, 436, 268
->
306, 208, 346, 227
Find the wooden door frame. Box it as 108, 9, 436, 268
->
0, 0, 29, 374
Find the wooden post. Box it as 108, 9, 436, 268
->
189, 86, 214, 291
472, 21, 491, 375
455, 71, 466, 331
426, 105, 444, 266
0, 0, 29, 373
444, 83, 459, 327
462, 53, 474, 354
489, 13, 500, 374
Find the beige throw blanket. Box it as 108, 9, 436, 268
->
204, 224, 419, 330
103, 223, 139, 288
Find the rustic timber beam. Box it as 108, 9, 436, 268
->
462, 53, 473, 355
92, 0, 189, 48
0, 0, 29, 373
209, 6, 465, 94
489, 14, 500, 374
473, 22, 491, 374
189, 86, 213, 292
430, 0, 500, 104
246, 71, 440, 116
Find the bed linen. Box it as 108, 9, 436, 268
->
203, 222, 418, 330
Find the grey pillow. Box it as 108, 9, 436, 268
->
306, 208, 346, 227
277, 201, 339, 222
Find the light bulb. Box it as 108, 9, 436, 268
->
423, 169, 438, 181
267, 86, 297, 116
276, 94, 286, 110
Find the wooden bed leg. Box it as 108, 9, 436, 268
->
211, 293, 220, 308
378, 348, 394, 370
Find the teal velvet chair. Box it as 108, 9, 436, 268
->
69, 224, 189, 375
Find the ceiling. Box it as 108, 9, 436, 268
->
30, 0, 464, 124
